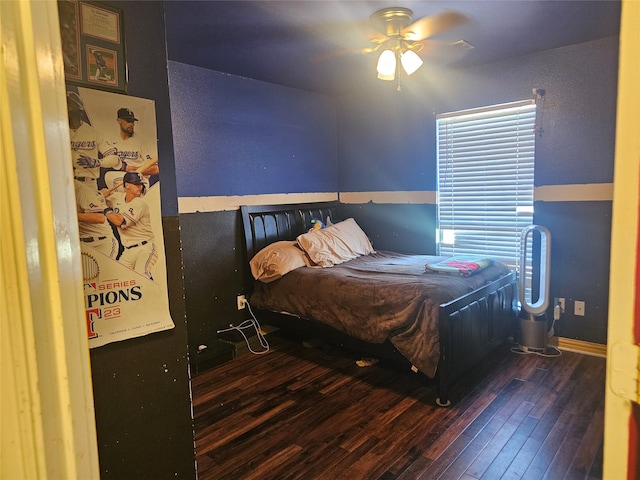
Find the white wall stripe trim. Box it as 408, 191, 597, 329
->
178, 192, 338, 214
339, 191, 437, 204
177, 184, 614, 214
534, 183, 614, 202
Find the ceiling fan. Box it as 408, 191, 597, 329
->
361, 7, 469, 82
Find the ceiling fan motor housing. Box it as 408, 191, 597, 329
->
370, 7, 414, 37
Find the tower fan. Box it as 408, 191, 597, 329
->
515, 225, 561, 356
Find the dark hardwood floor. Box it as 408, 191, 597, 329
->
192, 332, 605, 480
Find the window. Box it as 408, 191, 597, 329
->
436, 100, 536, 272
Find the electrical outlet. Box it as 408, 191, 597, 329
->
237, 294, 247, 310
574, 300, 585, 316
554, 297, 565, 313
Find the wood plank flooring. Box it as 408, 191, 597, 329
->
192, 332, 605, 480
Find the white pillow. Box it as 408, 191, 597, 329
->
250, 241, 311, 283
296, 218, 374, 267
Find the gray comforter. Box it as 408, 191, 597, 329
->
249, 251, 512, 378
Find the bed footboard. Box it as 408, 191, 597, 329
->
436, 271, 518, 406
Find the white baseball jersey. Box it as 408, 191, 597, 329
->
106, 192, 154, 248
74, 180, 118, 258
69, 122, 121, 183
103, 136, 154, 178
107, 192, 156, 278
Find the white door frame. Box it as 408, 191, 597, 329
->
1, 1, 100, 478
603, 1, 640, 478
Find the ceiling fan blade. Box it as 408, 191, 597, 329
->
401, 11, 468, 41
416, 39, 475, 65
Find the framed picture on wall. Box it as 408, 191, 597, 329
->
58, 0, 127, 93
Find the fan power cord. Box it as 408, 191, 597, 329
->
217, 300, 270, 355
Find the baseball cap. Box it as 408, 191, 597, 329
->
123, 172, 144, 185
66, 91, 85, 111
117, 107, 138, 121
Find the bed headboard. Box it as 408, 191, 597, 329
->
240, 201, 341, 261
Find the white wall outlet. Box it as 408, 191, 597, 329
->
554, 297, 565, 313
237, 294, 247, 310
574, 300, 585, 316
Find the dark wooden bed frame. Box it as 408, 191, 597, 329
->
241, 201, 518, 406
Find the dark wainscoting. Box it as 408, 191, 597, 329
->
180, 209, 251, 371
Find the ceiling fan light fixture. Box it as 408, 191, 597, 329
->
365, 7, 469, 84
376, 49, 396, 81
400, 49, 423, 75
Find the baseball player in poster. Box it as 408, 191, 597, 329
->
106, 172, 158, 280
74, 179, 120, 259
102, 107, 159, 192
67, 91, 122, 189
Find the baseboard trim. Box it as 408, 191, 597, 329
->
549, 337, 607, 358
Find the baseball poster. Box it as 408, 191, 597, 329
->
67, 86, 174, 348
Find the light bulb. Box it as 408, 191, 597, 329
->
400, 49, 423, 75
376, 50, 396, 81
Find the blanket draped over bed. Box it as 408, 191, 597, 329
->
249, 251, 512, 378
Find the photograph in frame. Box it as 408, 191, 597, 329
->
59, 0, 127, 93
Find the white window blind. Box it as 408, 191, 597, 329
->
436, 100, 536, 271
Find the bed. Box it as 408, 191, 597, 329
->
241, 201, 518, 406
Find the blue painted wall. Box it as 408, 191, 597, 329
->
338, 36, 618, 192
337, 91, 436, 192
169, 62, 338, 197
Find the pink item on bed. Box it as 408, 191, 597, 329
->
425, 255, 495, 276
